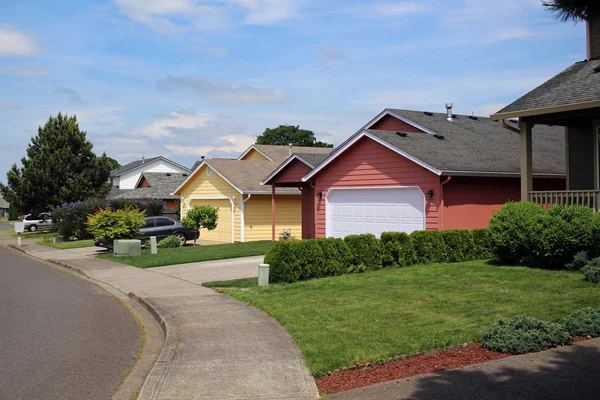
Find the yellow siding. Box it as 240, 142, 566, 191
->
244, 195, 302, 241
179, 164, 241, 242
240, 148, 270, 161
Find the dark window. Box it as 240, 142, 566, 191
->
155, 218, 175, 227
141, 220, 155, 229
25, 215, 39, 220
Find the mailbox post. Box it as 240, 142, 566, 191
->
14, 221, 25, 247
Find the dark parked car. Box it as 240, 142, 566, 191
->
94, 216, 198, 249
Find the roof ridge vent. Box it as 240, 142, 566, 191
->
165, 173, 171, 176
424, 111, 433, 116
434, 133, 445, 140
468, 115, 478, 120
395, 132, 408, 137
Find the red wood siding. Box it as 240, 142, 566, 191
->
164, 199, 179, 209
314, 136, 440, 237
302, 184, 316, 238
138, 177, 150, 187
370, 115, 424, 132
442, 176, 566, 230
269, 159, 312, 184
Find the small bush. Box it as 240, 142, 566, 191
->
411, 230, 448, 264
158, 236, 181, 248
441, 230, 474, 263
315, 238, 353, 276
581, 258, 600, 284
265, 240, 325, 283
344, 234, 383, 271
472, 229, 493, 259
381, 232, 416, 268
482, 314, 573, 354
488, 202, 546, 265
144, 199, 166, 217
87, 208, 146, 244
52, 201, 96, 239
566, 250, 594, 271
563, 308, 600, 338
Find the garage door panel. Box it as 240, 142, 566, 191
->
327, 187, 424, 239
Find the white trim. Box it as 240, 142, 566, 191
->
441, 171, 566, 178
244, 190, 301, 195
261, 154, 314, 185
325, 186, 426, 238
303, 130, 442, 181
113, 156, 191, 177
229, 196, 236, 243
240, 194, 252, 242
171, 160, 244, 195
237, 145, 273, 161
186, 195, 230, 209
364, 109, 438, 136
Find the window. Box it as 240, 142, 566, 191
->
141, 220, 154, 229
155, 218, 175, 227
206, 167, 212, 177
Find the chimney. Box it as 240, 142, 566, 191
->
588, 18, 600, 60
288, 142, 293, 156
445, 103, 455, 122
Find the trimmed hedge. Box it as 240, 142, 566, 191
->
563, 308, 600, 338
381, 232, 416, 268
472, 228, 493, 259
344, 234, 383, 271
441, 230, 475, 263
315, 238, 353, 276
265, 240, 325, 283
158, 236, 181, 248
411, 230, 448, 264
482, 314, 573, 355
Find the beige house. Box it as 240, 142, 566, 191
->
172, 145, 333, 242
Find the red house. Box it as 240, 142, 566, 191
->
262, 107, 566, 239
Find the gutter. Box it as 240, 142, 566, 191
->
500, 119, 520, 134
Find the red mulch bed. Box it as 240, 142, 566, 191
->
316, 344, 510, 394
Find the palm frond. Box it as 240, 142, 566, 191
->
542, 0, 600, 22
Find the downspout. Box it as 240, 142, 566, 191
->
440, 176, 452, 231
500, 119, 520, 134
229, 196, 236, 243
310, 181, 317, 238
240, 194, 251, 242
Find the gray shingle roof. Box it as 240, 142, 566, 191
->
204, 159, 300, 194
110, 157, 160, 176
363, 111, 565, 175
494, 59, 600, 116
0, 195, 8, 209
252, 145, 333, 162
111, 172, 189, 199
295, 152, 331, 167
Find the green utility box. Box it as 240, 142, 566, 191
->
113, 239, 142, 257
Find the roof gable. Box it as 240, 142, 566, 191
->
110, 156, 190, 177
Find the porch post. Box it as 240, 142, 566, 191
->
271, 185, 276, 241
519, 121, 533, 201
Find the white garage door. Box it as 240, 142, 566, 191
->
326, 187, 425, 238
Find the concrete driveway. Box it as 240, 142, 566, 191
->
152, 255, 264, 284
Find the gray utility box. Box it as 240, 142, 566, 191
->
114, 239, 142, 257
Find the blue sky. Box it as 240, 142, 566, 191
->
0, 0, 586, 181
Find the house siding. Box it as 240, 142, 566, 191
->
240, 149, 270, 161
179, 164, 239, 242
442, 176, 566, 230
118, 160, 188, 189
244, 194, 302, 241
314, 136, 440, 237
270, 159, 312, 184
302, 185, 316, 238
370, 114, 424, 133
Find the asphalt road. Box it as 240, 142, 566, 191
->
0, 246, 140, 399
0, 220, 12, 230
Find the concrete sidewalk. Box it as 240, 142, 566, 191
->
0, 235, 318, 400
329, 338, 600, 400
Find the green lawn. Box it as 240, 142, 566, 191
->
223, 261, 600, 377
100, 240, 274, 268
37, 238, 96, 249
203, 277, 259, 288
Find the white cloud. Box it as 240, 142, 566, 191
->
230, 0, 303, 24
0, 25, 40, 57
133, 111, 213, 139
345, 1, 426, 18
156, 75, 288, 103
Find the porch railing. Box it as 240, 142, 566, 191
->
528, 190, 600, 212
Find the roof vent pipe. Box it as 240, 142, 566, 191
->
142, 155, 145, 164
445, 103, 454, 121
288, 143, 293, 156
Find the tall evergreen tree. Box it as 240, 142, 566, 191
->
0, 113, 115, 213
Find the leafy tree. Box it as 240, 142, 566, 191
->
182, 205, 218, 245
0, 113, 114, 214
543, 1, 600, 22
255, 125, 333, 148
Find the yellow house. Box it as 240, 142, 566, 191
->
172, 145, 332, 242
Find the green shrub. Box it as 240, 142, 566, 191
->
472, 228, 493, 259
441, 230, 474, 262
315, 238, 353, 276
158, 236, 181, 248
481, 314, 572, 354
344, 234, 383, 270
563, 308, 600, 338
536, 205, 594, 269
488, 202, 546, 265
566, 250, 594, 271
381, 232, 416, 268
581, 258, 600, 284
8, 202, 19, 221
86, 208, 145, 244
411, 230, 448, 264
265, 240, 326, 283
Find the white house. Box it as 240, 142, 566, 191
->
110, 157, 191, 190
